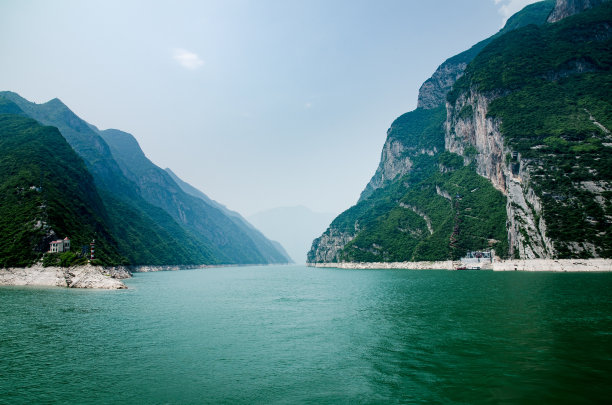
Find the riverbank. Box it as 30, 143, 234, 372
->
491, 259, 612, 272
309, 261, 455, 270
0, 263, 294, 289
308, 259, 612, 272
0, 264, 131, 289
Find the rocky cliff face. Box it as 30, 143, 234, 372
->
356, 1, 556, 202
444, 1, 612, 259
359, 138, 414, 201
417, 0, 556, 109
446, 90, 556, 259
547, 0, 606, 22
417, 62, 468, 110
307, 229, 355, 263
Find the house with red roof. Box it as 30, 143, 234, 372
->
49, 237, 70, 253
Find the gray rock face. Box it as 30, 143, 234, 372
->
547, 0, 606, 22
360, 139, 413, 201
307, 229, 355, 263
445, 90, 556, 259
417, 62, 468, 109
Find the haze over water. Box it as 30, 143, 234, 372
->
1, 266, 611, 403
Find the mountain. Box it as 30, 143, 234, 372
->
0, 105, 125, 267
415, 0, 557, 111
0, 92, 290, 265
361, 0, 557, 202
164, 168, 292, 263
446, 1, 612, 258
248, 206, 335, 263
309, 0, 611, 263
97, 128, 290, 264
0, 92, 220, 266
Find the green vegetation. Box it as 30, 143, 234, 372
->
438, 151, 464, 171
337, 163, 508, 262
42, 251, 88, 268
0, 109, 221, 267
309, 1, 558, 263
99, 190, 220, 266
387, 106, 447, 151
448, 3, 612, 257
450, 4, 612, 100
0, 92, 291, 265
438, 1, 554, 73
458, 105, 473, 120
0, 113, 125, 267
313, 140, 509, 263
360, 107, 446, 201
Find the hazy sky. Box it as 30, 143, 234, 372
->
0, 0, 540, 217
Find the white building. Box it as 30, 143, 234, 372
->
49, 237, 70, 253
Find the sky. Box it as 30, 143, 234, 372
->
0, 0, 541, 217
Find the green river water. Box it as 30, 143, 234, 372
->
1, 265, 611, 404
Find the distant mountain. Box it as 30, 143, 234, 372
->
97, 128, 290, 264
0, 92, 291, 266
309, 0, 611, 263
164, 168, 293, 263
249, 206, 335, 263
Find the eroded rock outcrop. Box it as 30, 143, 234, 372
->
418, 62, 468, 110
446, 89, 557, 259
307, 229, 355, 263
547, 0, 606, 22
359, 139, 413, 201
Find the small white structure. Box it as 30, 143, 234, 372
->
462, 250, 492, 262
49, 237, 70, 253
457, 250, 493, 269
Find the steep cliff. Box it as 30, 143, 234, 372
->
446, 2, 612, 258
360, 1, 554, 201
446, 91, 557, 259
417, 1, 555, 109
359, 107, 445, 201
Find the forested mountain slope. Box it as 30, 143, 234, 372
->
99, 128, 291, 264
0, 108, 125, 267
0, 92, 290, 265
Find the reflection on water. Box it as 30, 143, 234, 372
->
1, 266, 611, 403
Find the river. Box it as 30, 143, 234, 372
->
1, 265, 611, 403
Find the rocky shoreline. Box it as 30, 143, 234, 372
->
308, 261, 456, 270
308, 259, 612, 272
129, 264, 207, 272
0, 264, 132, 289
0, 263, 283, 290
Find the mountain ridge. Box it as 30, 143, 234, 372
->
0, 92, 291, 266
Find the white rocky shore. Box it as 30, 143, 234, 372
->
491, 259, 612, 272
309, 259, 612, 272
309, 261, 456, 270
0, 264, 131, 289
